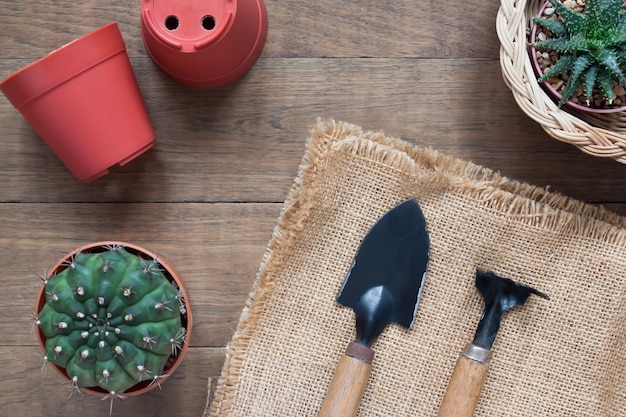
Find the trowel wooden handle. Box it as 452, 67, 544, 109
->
437, 344, 492, 417
318, 341, 374, 417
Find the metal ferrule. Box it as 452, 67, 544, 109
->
462, 343, 492, 365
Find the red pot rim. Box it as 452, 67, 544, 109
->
529, 1, 626, 114
0, 23, 125, 110
35, 241, 192, 397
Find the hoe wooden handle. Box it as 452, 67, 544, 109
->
437, 345, 491, 417
318, 342, 374, 417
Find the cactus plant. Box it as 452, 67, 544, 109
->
532, 0, 626, 108
34, 242, 190, 398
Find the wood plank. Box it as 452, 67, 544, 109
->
1, 57, 626, 210
0, 0, 501, 63
0, 203, 281, 347
0, 346, 223, 417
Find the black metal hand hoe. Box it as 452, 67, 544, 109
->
437, 269, 549, 417
317, 199, 430, 417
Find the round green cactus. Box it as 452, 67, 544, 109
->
36, 244, 186, 395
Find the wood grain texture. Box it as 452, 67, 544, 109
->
2, 57, 625, 207
437, 356, 490, 417
318, 353, 373, 417
0, 203, 280, 348
0, 0, 625, 415
0, 0, 501, 62
0, 346, 224, 417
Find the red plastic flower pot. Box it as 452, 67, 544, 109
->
0, 23, 155, 182
141, 0, 268, 88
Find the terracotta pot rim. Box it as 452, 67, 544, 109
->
35, 241, 192, 397
529, 0, 626, 114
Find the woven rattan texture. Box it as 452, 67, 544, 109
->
205, 119, 626, 417
497, 0, 626, 163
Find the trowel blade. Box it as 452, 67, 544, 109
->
337, 199, 430, 346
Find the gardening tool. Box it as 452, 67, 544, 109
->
437, 269, 549, 417
318, 199, 430, 417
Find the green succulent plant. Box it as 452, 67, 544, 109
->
35, 244, 186, 397
533, 0, 626, 107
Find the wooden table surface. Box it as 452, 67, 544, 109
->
1, 0, 625, 416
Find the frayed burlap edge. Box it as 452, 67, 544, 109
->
204, 118, 626, 416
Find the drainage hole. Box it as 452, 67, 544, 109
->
165, 15, 179, 30
202, 15, 216, 30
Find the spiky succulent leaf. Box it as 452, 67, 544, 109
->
597, 67, 616, 100
619, 12, 626, 31
547, 0, 586, 32
593, 48, 626, 79
534, 36, 577, 52
37, 246, 185, 394
538, 54, 576, 81
584, 65, 599, 100
533, 0, 626, 106
559, 57, 589, 106
605, 29, 626, 48
533, 17, 568, 36
585, 0, 622, 35
572, 55, 593, 79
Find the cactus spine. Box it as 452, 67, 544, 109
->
36, 244, 186, 395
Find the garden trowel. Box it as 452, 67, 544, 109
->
317, 199, 430, 417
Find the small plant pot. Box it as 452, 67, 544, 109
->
0, 23, 155, 182
529, 1, 626, 114
140, 0, 268, 88
34, 241, 192, 397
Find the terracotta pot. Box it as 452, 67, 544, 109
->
529, 1, 626, 114
140, 0, 268, 88
0, 23, 155, 182
34, 241, 192, 397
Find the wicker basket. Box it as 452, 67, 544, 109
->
497, 0, 626, 163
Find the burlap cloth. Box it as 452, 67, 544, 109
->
205, 119, 626, 417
